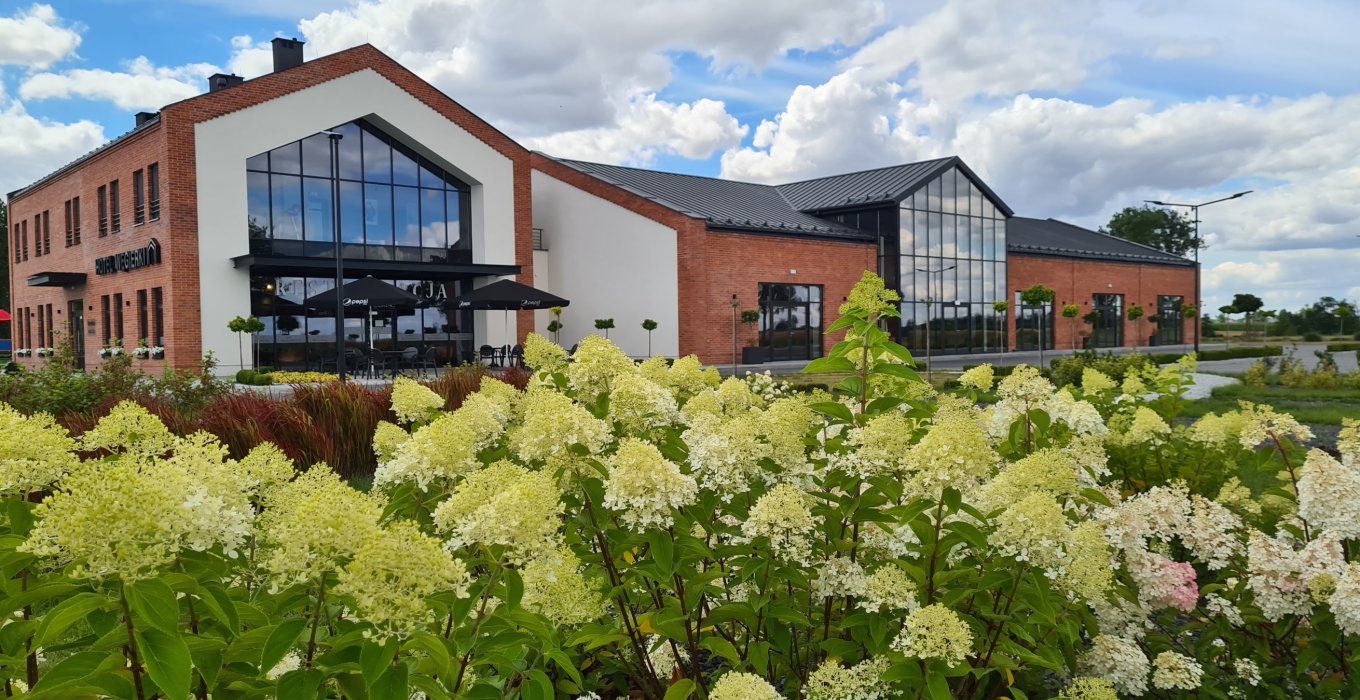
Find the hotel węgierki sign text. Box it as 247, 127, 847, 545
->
95, 238, 162, 276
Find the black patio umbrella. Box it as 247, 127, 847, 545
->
304, 276, 420, 317
250, 289, 306, 317
451, 279, 569, 310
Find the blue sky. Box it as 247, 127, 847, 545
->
3, 0, 1360, 313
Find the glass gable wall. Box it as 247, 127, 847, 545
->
246, 119, 471, 264
898, 166, 1007, 353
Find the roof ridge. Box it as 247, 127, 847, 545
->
774, 156, 955, 187
551, 155, 779, 190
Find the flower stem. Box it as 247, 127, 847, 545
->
119, 584, 147, 700
304, 578, 327, 669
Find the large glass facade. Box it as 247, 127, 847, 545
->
246, 120, 471, 264
898, 166, 1007, 353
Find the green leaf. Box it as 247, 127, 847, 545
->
804, 356, 856, 374
128, 579, 180, 635
810, 401, 855, 424
6, 498, 34, 536
410, 673, 452, 700
523, 669, 554, 700
926, 670, 951, 700
362, 637, 401, 689
137, 627, 192, 700
278, 669, 325, 700
878, 340, 915, 365
30, 650, 122, 691
34, 592, 107, 647
503, 568, 524, 608
699, 636, 741, 665
404, 632, 452, 678
875, 362, 922, 382
261, 617, 309, 675
370, 663, 410, 700
648, 530, 675, 576
199, 583, 239, 633
663, 678, 697, 700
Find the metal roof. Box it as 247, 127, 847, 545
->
775, 156, 1015, 216
8, 114, 162, 201
547, 157, 870, 240
1006, 217, 1195, 266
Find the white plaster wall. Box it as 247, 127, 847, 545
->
530, 169, 678, 357
194, 68, 517, 371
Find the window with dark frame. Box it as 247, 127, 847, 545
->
137, 290, 149, 344
45, 305, 54, 347
101, 296, 111, 346
113, 293, 124, 346
110, 179, 122, 232
64, 200, 73, 247
98, 185, 109, 236
11, 223, 18, 263
37, 308, 44, 349
133, 169, 145, 225
72, 196, 81, 245
41, 211, 50, 255
33, 216, 41, 257
148, 163, 160, 220
152, 287, 164, 347
757, 283, 824, 361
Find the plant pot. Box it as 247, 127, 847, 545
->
742, 346, 770, 364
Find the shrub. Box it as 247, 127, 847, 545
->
1304, 331, 1323, 342
266, 371, 336, 384
1244, 359, 1270, 387
1326, 342, 1360, 353
1049, 351, 1152, 389
235, 369, 257, 384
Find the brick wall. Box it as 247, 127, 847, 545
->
1006, 253, 1198, 351
8, 123, 174, 370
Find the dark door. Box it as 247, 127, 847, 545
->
1157, 295, 1184, 345
1092, 294, 1124, 348
67, 299, 85, 370
759, 283, 823, 361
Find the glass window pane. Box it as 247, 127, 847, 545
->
394, 186, 420, 249
340, 181, 364, 244
393, 148, 418, 186
362, 130, 390, 183
942, 214, 957, 257
971, 261, 984, 300
996, 219, 1007, 258
940, 168, 957, 214
984, 219, 996, 260
270, 174, 302, 240
301, 134, 332, 178
364, 184, 393, 250
337, 123, 363, 180
928, 213, 942, 256
970, 181, 983, 219
926, 177, 939, 212
421, 188, 446, 250
248, 172, 270, 238
910, 190, 924, 211
246, 152, 268, 171
269, 142, 300, 175
419, 159, 445, 189
914, 211, 929, 256
983, 262, 997, 300
996, 262, 1007, 299
303, 177, 333, 242
954, 169, 968, 216
899, 208, 914, 257
447, 191, 465, 251
982, 198, 996, 219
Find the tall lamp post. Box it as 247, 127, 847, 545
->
1144, 190, 1251, 354
324, 131, 346, 381
916, 264, 955, 384
730, 293, 739, 374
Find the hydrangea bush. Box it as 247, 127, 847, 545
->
2, 271, 1359, 699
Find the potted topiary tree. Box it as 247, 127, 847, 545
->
641, 318, 658, 356
228, 315, 266, 371
1019, 284, 1056, 366
1081, 310, 1100, 349
548, 306, 564, 343
594, 318, 615, 339
739, 309, 766, 364
1061, 303, 1081, 350
992, 300, 1010, 351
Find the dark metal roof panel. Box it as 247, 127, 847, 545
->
775, 158, 951, 210
8, 115, 161, 201
1006, 217, 1194, 266
547, 157, 871, 240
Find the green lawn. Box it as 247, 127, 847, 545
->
1181, 383, 1360, 425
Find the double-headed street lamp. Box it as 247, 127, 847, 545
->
916, 264, 955, 383
1144, 191, 1252, 354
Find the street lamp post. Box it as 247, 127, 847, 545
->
324, 131, 346, 381
1145, 191, 1251, 354
916, 264, 955, 384
730, 293, 739, 374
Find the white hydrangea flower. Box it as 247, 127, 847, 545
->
1078, 634, 1149, 696
1152, 651, 1202, 690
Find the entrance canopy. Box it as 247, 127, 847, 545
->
304, 276, 420, 317
452, 279, 569, 310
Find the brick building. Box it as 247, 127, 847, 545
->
7, 41, 1196, 372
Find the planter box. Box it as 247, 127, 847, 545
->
741, 346, 770, 364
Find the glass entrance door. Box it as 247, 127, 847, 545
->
67, 299, 85, 370
1092, 294, 1124, 348
1157, 295, 1184, 345
759, 284, 823, 361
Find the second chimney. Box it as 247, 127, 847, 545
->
207, 73, 244, 92
134, 111, 158, 127
272, 37, 305, 73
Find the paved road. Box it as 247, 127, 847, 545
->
1196, 343, 1357, 375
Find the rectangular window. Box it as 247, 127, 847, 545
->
33, 216, 41, 257
757, 283, 824, 361
113, 293, 124, 346
41, 211, 50, 255
110, 179, 122, 232
532, 227, 546, 251
148, 163, 160, 220
37, 308, 44, 349
64, 200, 73, 247
11, 223, 18, 263
72, 196, 80, 244
137, 290, 149, 344
152, 287, 164, 347
98, 185, 109, 236
101, 296, 111, 346
133, 169, 145, 225
20, 220, 27, 261
46, 304, 54, 347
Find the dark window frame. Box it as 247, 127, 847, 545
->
72, 196, 81, 245
98, 185, 109, 236
757, 283, 824, 361
42, 211, 50, 255
113, 293, 124, 346
152, 287, 164, 347
148, 163, 161, 220
110, 179, 122, 232
64, 200, 73, 247
133, 169, 146, 225
101, 296, 111, 346
137, 289, 149, 344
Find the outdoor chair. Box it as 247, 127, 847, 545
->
509, 344, 524, 368
479, 344, 498, 367
398, 347, 419, 373
419, 347, 439, 374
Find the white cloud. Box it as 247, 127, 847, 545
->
0, 4, 81, 70
19, 56, 218, 111
1204, 261, 1282, 291
0, 97, 104, 195
227, 35, 275, 78
523, 94, 748, 164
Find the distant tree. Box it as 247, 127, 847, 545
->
1337, 302, 1355, 336
1100, 206, 1200, 257
1232, 293, 1265, 340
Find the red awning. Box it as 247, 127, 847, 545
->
0, 309, 10, 322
